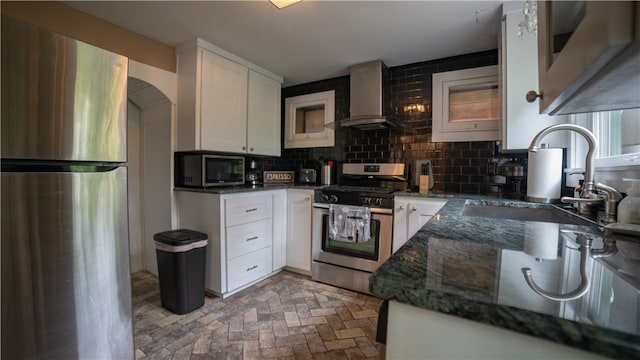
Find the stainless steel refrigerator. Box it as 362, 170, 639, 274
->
1, 15, 134, 359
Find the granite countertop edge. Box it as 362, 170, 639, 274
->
370, 194, 640, 359
174, 184, 321, 194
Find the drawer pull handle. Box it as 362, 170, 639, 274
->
246, 208, 258, 213
246, 265, 258, 272
246, 236, 258, 242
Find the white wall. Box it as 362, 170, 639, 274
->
127, 102, 144, 273
127, 60, 177, 275
140, 103, 174, 275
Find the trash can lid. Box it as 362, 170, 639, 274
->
154, 229, 208, 246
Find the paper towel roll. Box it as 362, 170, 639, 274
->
526, 148, 563, 203
524, 222, 560, 260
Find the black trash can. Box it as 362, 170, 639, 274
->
154, 229, 208, 314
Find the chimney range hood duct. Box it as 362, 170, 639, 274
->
340, 60, 398, 130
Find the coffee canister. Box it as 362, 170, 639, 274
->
321, 161, 335, 185
526, 147, 563, 203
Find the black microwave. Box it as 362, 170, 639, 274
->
175, 152, 245, 187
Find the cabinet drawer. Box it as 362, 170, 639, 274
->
226, 219, 271, 259
225, 195, 273, 227
227, 247, 272, 291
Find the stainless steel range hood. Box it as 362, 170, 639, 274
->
340, 60, 398, 130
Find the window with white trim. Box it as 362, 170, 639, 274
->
569, 108, 640, 169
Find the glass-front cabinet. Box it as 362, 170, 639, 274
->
536, 1, 639, 115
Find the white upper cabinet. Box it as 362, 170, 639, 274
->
536, 1, 639, 115
200, 51, 248, 153
500, 2, 566, 150
177, 38, 283, 156
248, 70, 282, 156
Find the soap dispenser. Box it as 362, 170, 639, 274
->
618, 178, 640, 224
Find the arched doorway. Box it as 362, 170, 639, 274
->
127, 63, 177, 275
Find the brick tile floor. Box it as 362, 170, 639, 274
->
132, 270, 384, 359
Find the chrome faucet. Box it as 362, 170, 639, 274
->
528, 124, 621, 223
595, 183, 623, 224
529, 124, 598, 196
523, 231, 616, 301
522, 233, 593, 301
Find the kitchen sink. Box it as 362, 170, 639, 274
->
461, 203, 595, 226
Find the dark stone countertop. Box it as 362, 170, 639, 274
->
174, 184, 320, 194
371, 195, 640, 359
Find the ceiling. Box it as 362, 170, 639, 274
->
62, 1, 507, 87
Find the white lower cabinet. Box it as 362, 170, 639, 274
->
393, 197, 448, 253
175, 190, 284, 297
224, 194, 272, 227
226, 219, 271, 260
386, 301, 607, 359
272, 191, 287, 271
285, 189, 313, 275
227, 247, 272, 292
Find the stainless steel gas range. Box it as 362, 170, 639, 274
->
312, 163, 406, 294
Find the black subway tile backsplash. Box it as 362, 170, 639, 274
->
254, 49, 500, 194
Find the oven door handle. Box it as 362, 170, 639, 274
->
312, 203, 392, 215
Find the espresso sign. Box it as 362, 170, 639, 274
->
263, 171, 295, 184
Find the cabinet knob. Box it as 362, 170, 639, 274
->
412, 207, 417, 212
399, 205, 405, 210
304, 197, 310, 201
525, 90, 543, 103
250, 147, 254, 152
242, 146, 246, 150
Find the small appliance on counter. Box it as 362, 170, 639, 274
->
246, 159, 262, 186
175, 152, 245, 188
486, 154, 527, 199
321, 160, 336, 185
298, 168, 317, 184
526, 146, 566, 203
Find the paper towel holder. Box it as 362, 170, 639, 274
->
526, 145, 564, 203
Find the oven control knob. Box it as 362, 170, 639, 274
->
375, 198, 383, 206
322, 194, 330, 202
363, 197, 372, 205
329, 195, 338, 203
